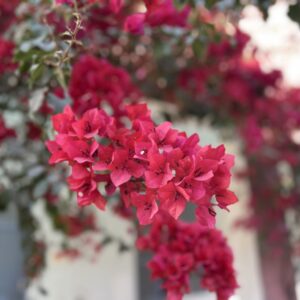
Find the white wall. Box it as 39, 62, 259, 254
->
26, 203, 138, 300
0, 204, 24, 300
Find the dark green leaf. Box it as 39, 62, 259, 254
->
192, 39, 206, 60
0, 189, 12, 211
119, 242, 130, 253
29, 64, 45, 88
205, 0, 219, 9
288, 3, 300, 25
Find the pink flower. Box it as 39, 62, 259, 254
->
196, 206, 216, 228
134, 141, 155, 161
109, 0, 123, 13
93, 145, 114, 171
131, 191, 158, 225
124, 14, 146, 35
145, 153, 173, 188
178, 176, 205, 203
168, 151, 190, 182
158, 182, 187, 219
109, 149, 144, 187
177, 133, 200, 156
145, 0, 190, 28
126, 103, 151, 121
120, 181, 141, 207
193, 156, 218, 181
216, 190, 238, 210
124, 0, 190, 34
149, 121, 178, 152
72, 108, 110, 139
45, 140, 69, 164
52, 105, 76, 134
68, 164, 106, 210
62, 138, 99, 164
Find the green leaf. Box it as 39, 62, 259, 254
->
119, 242, 130, 253
29, 63, 45, 88
101, 236, 112, 246
192, 39, 206, 60
174, 0, 189, 8
205, 0, 219, 9
288, 3, 300, 25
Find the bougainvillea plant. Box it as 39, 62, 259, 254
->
2, 0, 300, 300
0, 1, 241, 299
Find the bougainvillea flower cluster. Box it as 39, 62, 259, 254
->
137, 213, 238, 300
46, 103, 237, 226
124, 0, 190, 34
69, 55, 141, 116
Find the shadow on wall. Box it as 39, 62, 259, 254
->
0, 204, 24, 300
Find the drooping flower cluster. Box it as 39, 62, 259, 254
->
124, 0, 190, 34
69, 55, 141, 116
137, 213, 238, 300
46, 103, 237, 225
